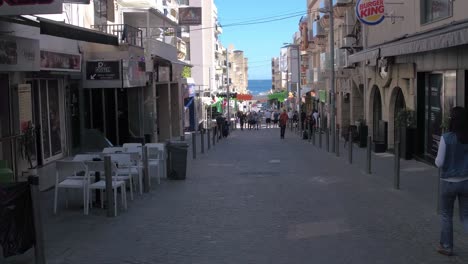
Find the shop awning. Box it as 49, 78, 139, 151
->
380, 21, 468, 57
152, 55, 192, 68
349, 20, 468, 63
38, 18, 119, 46
348, 48, 380, 65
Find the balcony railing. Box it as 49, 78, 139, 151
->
139, 27, 179, 47
92, 24, 143, 47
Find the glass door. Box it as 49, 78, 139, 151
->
426, 73, 442, 160
36, 79, 63, 163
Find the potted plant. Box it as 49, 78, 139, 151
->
19, 121, 37, 176
395, 109, 416, 160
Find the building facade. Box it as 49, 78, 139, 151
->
0, 0, 189, 189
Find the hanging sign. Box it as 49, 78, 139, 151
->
356, 0, 385, 25
86, 61, 120, 80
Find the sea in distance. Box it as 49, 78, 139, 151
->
248, 79, 271, 96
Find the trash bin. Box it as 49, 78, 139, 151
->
166, 141, 189, 180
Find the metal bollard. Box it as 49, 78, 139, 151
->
192, 133, 197, 159
437, 169, 441, 214
104, 155, 114, 217
200, 130, 205, 154
207, 129, 211, 150
326, 128, 330, 152
143, 145, 150, 193
348, 132, 353, 164
319, 128, 322, 148
394, 141, 400, 190
367, 136, 372, 174
213, 127, 216, 146
28, 175, 46, 264
336, 128, 340, 157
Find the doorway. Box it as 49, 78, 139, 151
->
393, 88, 406, 142
29, 79, 64, 164
373, 87, 383, 138
0, 74, 13, 169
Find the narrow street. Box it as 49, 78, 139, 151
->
7, 127, 468, 264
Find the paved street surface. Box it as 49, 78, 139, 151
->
6, 126, 468, 264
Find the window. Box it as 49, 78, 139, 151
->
94, 0, 107, 25
421, 0, 452, 24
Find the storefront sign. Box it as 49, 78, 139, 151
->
86, 61, 120, 80
179, 7, 202, 26
356, 0, 385, 25
0, 0, 63, 16
40, 50, 81, 72
0, 36, 40, 71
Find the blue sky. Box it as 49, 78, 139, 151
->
216, 0, 306, 80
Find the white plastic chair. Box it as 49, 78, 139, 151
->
54, 161, 90, 215
109, 153, 138, 199
85, 161, 127, 216
145, 143, 166, 180
103, 147, 125, 154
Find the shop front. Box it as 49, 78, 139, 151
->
83, 57, 147, 147
416, 71, 457, 162
0, 35, 40, 182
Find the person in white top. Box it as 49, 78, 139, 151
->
434, 107, 468, 256
265, 110, 271, 128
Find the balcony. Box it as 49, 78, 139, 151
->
177, 38, 187, 60
312, 20, 327, 47
92, 24, 143, 47
333, 0, 353, 18
320, 52, 331, 72
319, 0, 331, 29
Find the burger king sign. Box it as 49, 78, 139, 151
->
356, 0, 385, 25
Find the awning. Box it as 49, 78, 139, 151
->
38, 18, 118, 46
380, 21, 468, 57
348, 48, 380, 65
152, 55, 192, 67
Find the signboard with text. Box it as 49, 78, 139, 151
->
41, 51, 81, 72
356, 0, 385, 25
0, 0, 63, 16
0, 36, 40, 71
179, 7, 202, 26
86, 61, 120, 80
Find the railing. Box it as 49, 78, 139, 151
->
92, 24, 143, 47
139, 27, 178, 47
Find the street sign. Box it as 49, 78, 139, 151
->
86, 61, 120, 80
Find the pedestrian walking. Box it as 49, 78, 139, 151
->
265, 109, 271, 128
239, 112, 245, 131
279, 109, 288, 139
274, 111, 280, 128
301, 110, 306, 131
435, 106, 468, 256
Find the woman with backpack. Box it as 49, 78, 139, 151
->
435, 106, 468, 256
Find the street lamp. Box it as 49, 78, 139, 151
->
282, 43, 302, 130
319, 1, 336, 153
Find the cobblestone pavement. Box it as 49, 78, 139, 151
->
6, 127, 468, 264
